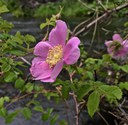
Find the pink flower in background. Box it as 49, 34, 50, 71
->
30, 20, 80, 82
105, 34, 128, 59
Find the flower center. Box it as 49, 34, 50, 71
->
46, 45, 63, 67
110, 41, 123, 51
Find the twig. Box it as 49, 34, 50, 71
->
69, 73, 79, 125
56, 86, 71, 125
88, 7, 98, 53
75, 2, 128, 36
70, 92, 79, 125
20, 57, 31, 65
78, 0, 95, 11
97, 112, 109, 125
108, 111, 126, 122
70, 62, 83, 79
97, 0, 107, 11
6, 89, 56, 108
72, 17, 92, 35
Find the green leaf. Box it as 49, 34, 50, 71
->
61, 85, 70, 99
15, 78, 25, 89
4, 96, 10, 102
0, 5, 9, 14
102, 54, 111, 62
50, 114, 59, 125
77, 84, 93, 101
86, 71, 94, 79
119, 82, 128, 90
87, 91, 100, 117
12, 36, 23, 44
0, 108, 7, 117
25, 82, 34, 93
40, 23, 47, 29
22, 107, 32, 120
4, 72, 17, 82
10, 50, 25, 56
121, 65, 128, 73
99, 85, 122, 100
59, 120, 68, 125
0, 97, 4, 108
5, 110, 19, 124
1, 63, 11, 72
0, 18, 13, 32
33, 106, 44, 112
25, 34, 36, 43
42, 108, 53, 121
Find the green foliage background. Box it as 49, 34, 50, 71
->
0, 0, 128, 124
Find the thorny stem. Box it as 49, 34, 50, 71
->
62, 62, 83, 125
69, 75, 79, 125
5, 89, 56, 108
69, 62, 83, 125
74, 2, 128, 36
56, 86, 71, 125
72, 17, 92, 35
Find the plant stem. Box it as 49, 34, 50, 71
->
69, 74, 79, 125
75, 2, 128, 36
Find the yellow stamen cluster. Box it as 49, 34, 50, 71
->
46, 45, 63, 67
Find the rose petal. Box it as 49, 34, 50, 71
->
113, 48, 127, 59
105, 40, 113, 47
49, 20, 67, 46
64, 37, 80, 64
51, 61, 64, 80
30, 61, 52, 80
34, 41, 52, 59
32, 57, 43, 65
119, 40, 128, 56
112, 34, 123, 42
40, 77, 55, 83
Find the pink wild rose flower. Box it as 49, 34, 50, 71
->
30, 20, 80, 82
105, 34, 128, 59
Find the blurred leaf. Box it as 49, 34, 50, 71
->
42, 108, 53, 121
40, 23, 47, 29
0, 5, 9, 14
124, 21, 128, 27
45, 92, 58, 100
10, 50, 25, 56
25, 82, 34, 93
5, 110, 19, 124
0, 97, 4, 108
102, 54, 111, 62
59, 120, 68, 125
33, 106, 44, 112
22, 107, 32, 120
25, 34, 36, 43
121, 65, 128, 73
87, 91, 100, 117
15, 78, 25, 89
50, 114, 59, 125
4, 72, 17, 82
1, 63, 11, 72
119, 82, 128, 90
0, 18, 13, 32
0, 108, 7, 117
61, 84, 70, 99
4, 96, 10, 102
12, 36, 23, 44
